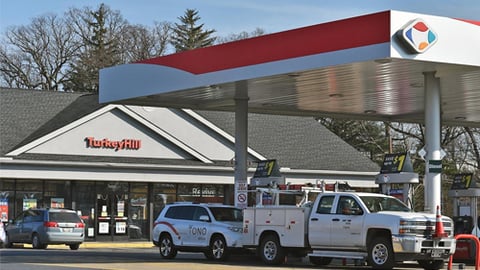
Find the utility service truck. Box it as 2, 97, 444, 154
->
242, 190, 456, 270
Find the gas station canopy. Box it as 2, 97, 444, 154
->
100, 10, 480, 127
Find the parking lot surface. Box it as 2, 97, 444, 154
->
1, 242, 476, 270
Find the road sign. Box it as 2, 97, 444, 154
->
235, 181, 248, 209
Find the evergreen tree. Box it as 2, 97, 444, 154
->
65, 4, 123, 92
170, 9, 216, 52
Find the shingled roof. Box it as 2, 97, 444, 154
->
196, 111, 380, 171
0, 88, 85, 154
0, 88, 379, 172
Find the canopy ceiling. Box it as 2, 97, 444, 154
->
100, 10, 480, 127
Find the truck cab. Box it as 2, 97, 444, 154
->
308, 192, 456, 269
243, 190, 456, 270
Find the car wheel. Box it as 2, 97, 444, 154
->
4, 234, 13, 248
259, 234, 285, 265
367, 236, 394, 270
32, 234, 43, 249
309, 256, 333, 266
207, 235, 228, 261
159, 234, 177, 259
417, 259, 445, 270
69, 243, 80, 250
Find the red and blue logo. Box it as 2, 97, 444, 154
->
397, 19, 437, 54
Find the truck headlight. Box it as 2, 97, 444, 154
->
399, 219, 415, 235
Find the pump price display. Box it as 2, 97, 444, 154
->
380, 153, 406, 174
450, 174, 473, 190
253, 160, 278, 178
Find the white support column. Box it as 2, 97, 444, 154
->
423, 72, 442, 214
234, 81, 249, 208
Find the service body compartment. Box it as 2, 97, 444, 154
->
243, 206, 310, 248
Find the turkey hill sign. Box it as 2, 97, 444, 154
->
85, 137, 141, 151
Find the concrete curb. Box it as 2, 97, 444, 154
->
81, 241, 154, 249
9, 241, 155, 249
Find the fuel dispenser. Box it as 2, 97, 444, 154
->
448, 173, 479, 262
375, 152, 419, 208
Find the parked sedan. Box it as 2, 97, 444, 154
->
4, 208, 84, 250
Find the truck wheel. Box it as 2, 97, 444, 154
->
417, 259, 444, 270
309, 256, 333, 266
259, 234, 285, 265
367, 236, 394, 269
207, 235, 229, 261
159, 234, 177, 259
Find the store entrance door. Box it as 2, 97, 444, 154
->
95, 192, 128, 241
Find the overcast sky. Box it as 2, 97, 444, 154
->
1, 0, 479, 36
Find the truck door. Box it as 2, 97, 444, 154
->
308, 195, 335, 247
331, 196, 365, 248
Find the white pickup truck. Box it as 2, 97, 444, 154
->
242, 191, 456, 270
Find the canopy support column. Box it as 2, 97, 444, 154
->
423, 71, 442, 214
234, 81, 249, 208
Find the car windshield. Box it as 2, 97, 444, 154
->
360, 196, 411, 213
209, 207, 243, 222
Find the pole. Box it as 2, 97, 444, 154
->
234, 81, 249, 208
423, 72, 442, 213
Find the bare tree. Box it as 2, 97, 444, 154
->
216, 27, 266, 44
0, 14, 79, 90
117, 21, 172, 62
387, 123, 479, 172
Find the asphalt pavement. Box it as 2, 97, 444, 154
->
4, 241, 478, 270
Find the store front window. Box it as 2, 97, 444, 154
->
0, 179, 14, 223
72, 181, 96, 240
129, 183, 148, 240
44, 180, 68, 208
153, 183, 176, 219
15, 180, 43, 215
177, 183, 225, 203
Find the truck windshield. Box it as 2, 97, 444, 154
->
360, 196, 411, 213
209, 207, 243, 222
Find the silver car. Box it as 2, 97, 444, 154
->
4, 208, 85, 250
152, 203, 244, 261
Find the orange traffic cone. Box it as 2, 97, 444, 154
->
433, 205, 448, 238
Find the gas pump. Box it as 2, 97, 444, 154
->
249, 160, 285, 206
448, 173, 480, 263
375, 153, 419, 208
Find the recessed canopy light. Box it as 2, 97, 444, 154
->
410, 82, 424, 88
374, 58, 392, 64
329, 93, 344, 98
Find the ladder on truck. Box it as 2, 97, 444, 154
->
248, 180, 353, 207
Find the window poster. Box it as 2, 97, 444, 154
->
51, 198, 64, 208
115, 222, 126, 234
101, 205, 108, 217
23, 198, 37, 210
99, 222, 109, 234
88, 227, 95, 237
117, 200, 124, 217
0, 199, 8, 222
